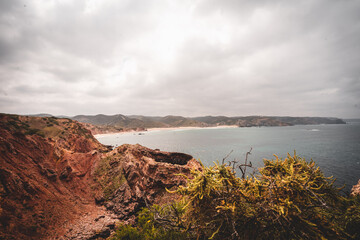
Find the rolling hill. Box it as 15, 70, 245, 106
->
71, 114, 345, 130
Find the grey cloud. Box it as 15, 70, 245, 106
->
11, 84, 62, 95
42, 65, 95, 83
0, 0, 359, 118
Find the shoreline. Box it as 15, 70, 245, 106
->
94, 125, 238, 138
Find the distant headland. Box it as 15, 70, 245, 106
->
26, 114, 346, 135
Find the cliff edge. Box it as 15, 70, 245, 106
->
0, 114, 200, 239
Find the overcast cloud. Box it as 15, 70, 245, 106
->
0, 0, 359, 118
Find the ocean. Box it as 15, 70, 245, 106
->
96, 121, 360, 192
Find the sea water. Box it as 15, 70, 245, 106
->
96, 121, 360, 192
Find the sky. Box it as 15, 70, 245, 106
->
0, 0, 359, 118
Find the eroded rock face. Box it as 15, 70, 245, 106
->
95, 144, 201, 222
0, 114, 106, 240
351, 180, 360, 196
0, 114, 201, 240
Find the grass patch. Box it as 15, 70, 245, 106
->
93, 156, 125, 200
41, 126, 62, 138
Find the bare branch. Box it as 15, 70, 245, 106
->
238, 166, 245, 177
243, 147, 252, 179
222, 150, 234, 165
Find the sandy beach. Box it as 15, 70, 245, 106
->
147, 125, 238, 132
94, 125, 238, 138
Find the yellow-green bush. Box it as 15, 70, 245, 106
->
175, 153, 360, 239
110, 153, 360, 240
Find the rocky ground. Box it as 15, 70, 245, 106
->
59, 207, 119, 240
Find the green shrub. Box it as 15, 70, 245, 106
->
110, 224, 143, 240
344, 196, 360, 238
109, 206, 190, 240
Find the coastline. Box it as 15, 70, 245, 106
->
94, 125, 238, 138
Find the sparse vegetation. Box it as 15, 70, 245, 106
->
1, 115, 90, 139
48, 117, 59, 125
25, 128, 41, 136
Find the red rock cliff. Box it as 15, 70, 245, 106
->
0, 114, 200, 239
0, 114, 106, 239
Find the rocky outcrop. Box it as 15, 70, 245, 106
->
93, 144, 201, 222
351, 179, 360, 196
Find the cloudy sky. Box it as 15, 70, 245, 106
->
0, 0, 359, 118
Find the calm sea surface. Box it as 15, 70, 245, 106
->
96, 121, 360, 192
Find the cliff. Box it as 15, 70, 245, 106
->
0, 114, 199, 239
